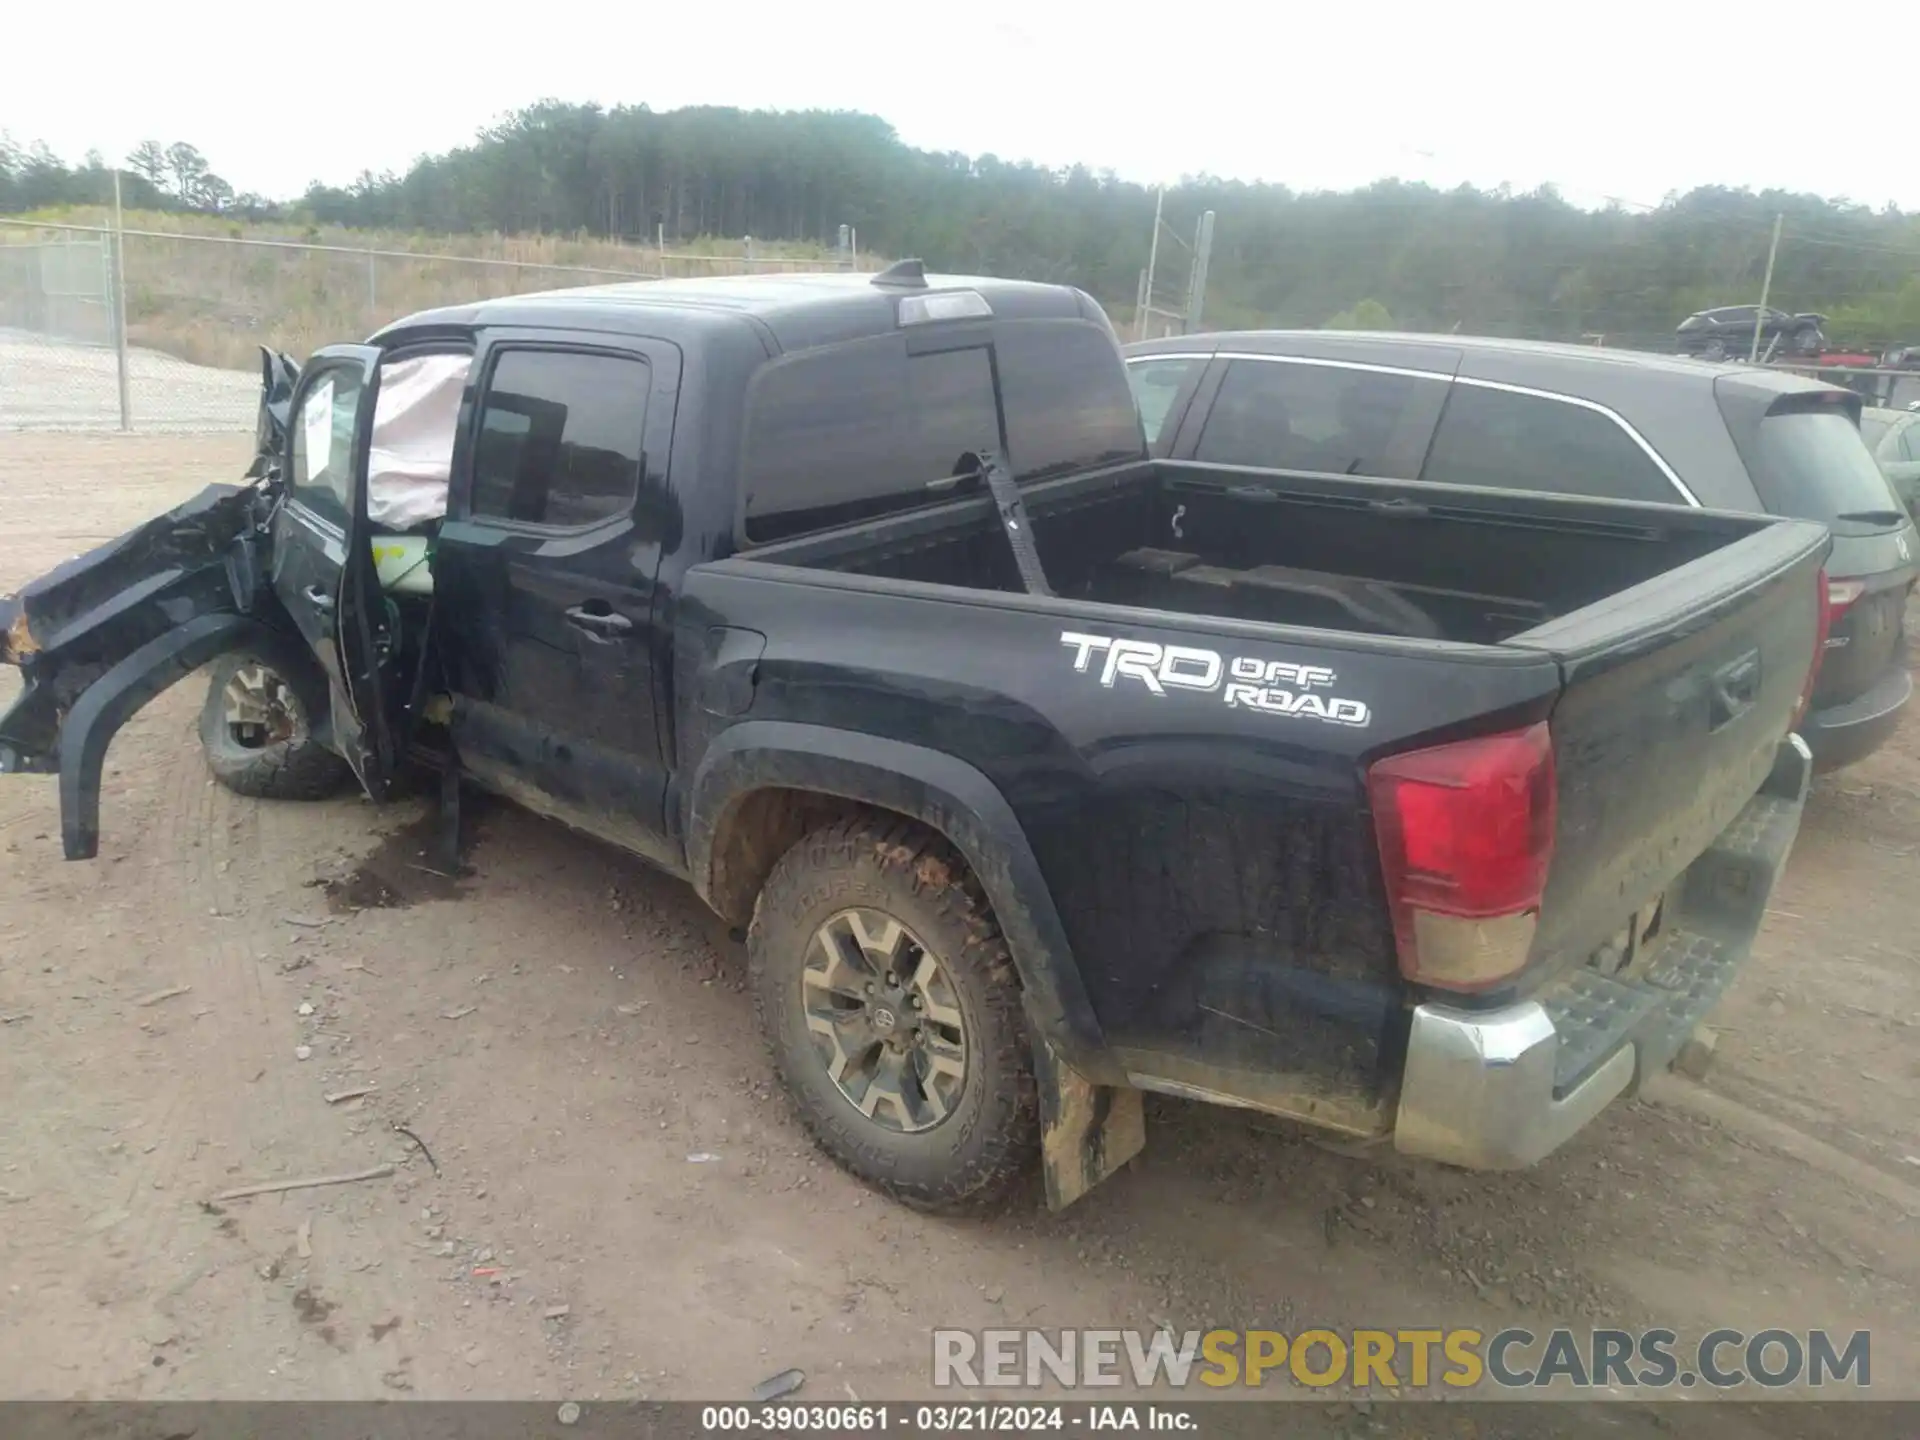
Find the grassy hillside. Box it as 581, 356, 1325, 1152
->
4, 208, 878, 370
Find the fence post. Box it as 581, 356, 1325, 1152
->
110, 170, 132, 432
367, 247, 378, 328
745, 235, 756, 269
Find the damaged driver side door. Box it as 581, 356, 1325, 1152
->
269, 345, 400, 801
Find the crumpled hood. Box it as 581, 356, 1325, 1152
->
0, 483, 264, 670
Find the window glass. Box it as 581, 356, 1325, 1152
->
996, 322, 1146, 477
470, 350, 648, 528
1194, 359, 1439, 478
1126, 357, 1204, 445
742, 322, 1148, 544
742, 339, 1001, 542
289, 367, 363, 528
912, 347, 1002, 483
1420, 383, 1677, 503
1745, 408, 1907, 528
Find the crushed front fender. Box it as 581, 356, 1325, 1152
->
0, 481, 294, 857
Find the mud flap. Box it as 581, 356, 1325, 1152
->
1032, 1022, 1145, 1210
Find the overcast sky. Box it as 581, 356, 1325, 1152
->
11, 0, 1916, 211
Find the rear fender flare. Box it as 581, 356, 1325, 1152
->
59, 615, 319, 860
684, 721, 1116, 1081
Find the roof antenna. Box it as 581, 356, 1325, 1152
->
871, 258, 928, 289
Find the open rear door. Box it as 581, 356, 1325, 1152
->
268, 345, 400, 801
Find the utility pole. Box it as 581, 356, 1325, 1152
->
1184, 209, 1215, 334
1750, 213, 1784, 363
1138, 185, 1165, 343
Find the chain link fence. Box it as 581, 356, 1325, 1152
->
0, 219, 862, 432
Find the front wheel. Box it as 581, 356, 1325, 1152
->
748, 816, 1039, 1212
198, 653, 354, 801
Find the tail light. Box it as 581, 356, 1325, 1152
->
1367, 722, 1556, 993
1794, 567, 1837, 728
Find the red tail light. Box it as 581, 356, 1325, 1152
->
1794, 567, 1836, 728
1367, 722, 1556, 992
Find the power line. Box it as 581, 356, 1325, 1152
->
1782, 230, 1920, 260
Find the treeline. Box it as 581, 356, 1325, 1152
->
0, 135, 275, 217
8, 104, 1920, 345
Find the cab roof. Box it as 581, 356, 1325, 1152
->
376, 268, 1102, 355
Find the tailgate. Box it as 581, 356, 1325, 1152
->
1508, 515, 1829, 982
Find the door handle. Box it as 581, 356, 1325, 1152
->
303, 584, 335, 613
1708, 648, 1761, 730
565, 605, 633, 635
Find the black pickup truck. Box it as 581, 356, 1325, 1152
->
0, 264, 1830, 1213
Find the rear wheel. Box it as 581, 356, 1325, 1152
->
198, 653, 353, 801
748, 816, 1039, 1212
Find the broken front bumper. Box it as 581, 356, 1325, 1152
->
0, 482, 311, 860
1392, 732, 1812, 1170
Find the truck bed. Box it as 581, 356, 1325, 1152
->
750, 460, 1767, 645
691, 460, 1827, 1126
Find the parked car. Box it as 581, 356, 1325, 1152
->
1125, 331, 1916, 771
1676, 305, 1828, 360
3, 269, 1829, 1215
1862, 404, 1920, 520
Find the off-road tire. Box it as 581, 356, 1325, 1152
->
198, 653, 354, 801
748, 816, 1039, 1212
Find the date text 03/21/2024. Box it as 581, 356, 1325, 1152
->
699, 1404, 1192, 1432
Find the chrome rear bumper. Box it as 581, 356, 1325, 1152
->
1392, 733, 1812, 1170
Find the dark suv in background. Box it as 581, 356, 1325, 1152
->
1124, 332, 1917, 770
1675, 305, 1828, 361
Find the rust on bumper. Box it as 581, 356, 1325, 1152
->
1, 601, 37, 664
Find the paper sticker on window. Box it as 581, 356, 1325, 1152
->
303, 377, 336, 479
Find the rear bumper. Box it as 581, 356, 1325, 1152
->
1801, 664, 1913, 772
1392, 733, 1811, 1169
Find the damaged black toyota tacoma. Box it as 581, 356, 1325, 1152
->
0, 264, 1831, 1212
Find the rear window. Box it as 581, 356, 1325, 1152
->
1745, 409, 1907, 526
996, 321, 1146, 480
741, 337, 999, 543
742, 320, 1142, 543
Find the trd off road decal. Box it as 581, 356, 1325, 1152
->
1059, 631, 1371, 728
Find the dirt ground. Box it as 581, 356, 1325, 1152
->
0, 434, 1916, 1421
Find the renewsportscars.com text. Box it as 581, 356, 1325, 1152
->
932, 1327, 1871, 1391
